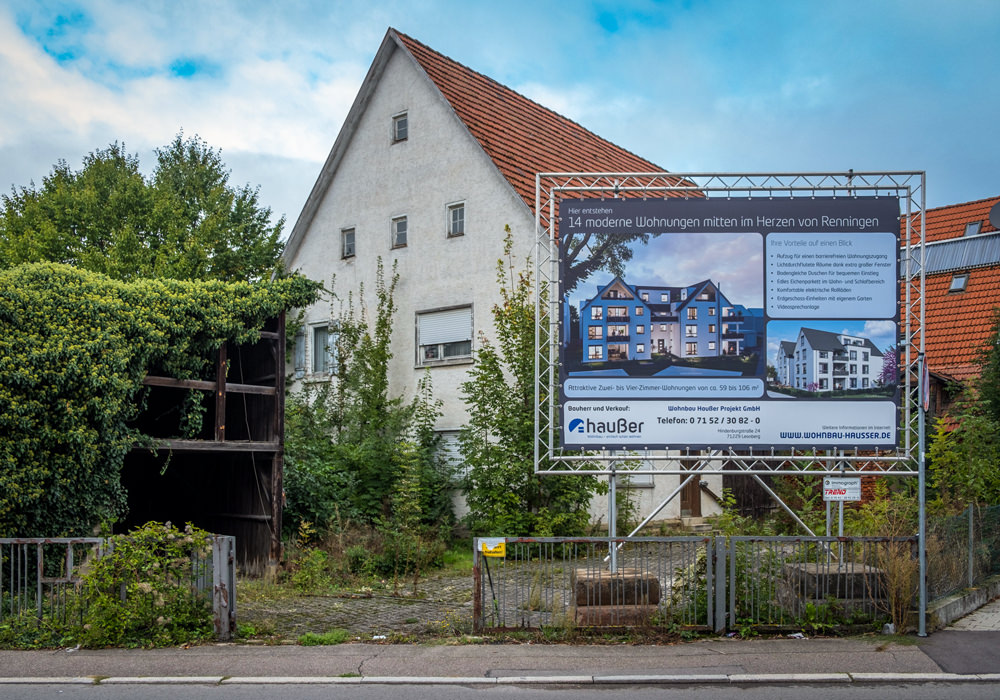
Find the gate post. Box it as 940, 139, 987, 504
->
212, 535, 236, 641
714, 537, 727, 634
472, 540, 482, 633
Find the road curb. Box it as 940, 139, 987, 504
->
1, 673, 996, 685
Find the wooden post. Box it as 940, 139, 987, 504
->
215, 344, 227, 442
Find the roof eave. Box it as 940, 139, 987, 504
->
282, 29, 402, 265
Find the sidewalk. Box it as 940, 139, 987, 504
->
2, 599, 999, 686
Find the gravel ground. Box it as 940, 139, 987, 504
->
238, 570, 475, 641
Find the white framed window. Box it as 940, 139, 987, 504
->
708, 340, 716, 351
392, 216, 407, 248
591, 307, 603, 320
635, 307, 644, 316
447, 202, 465, 237
341, 227, 355, 259
293, 331, 306, 378
312, 325, 336, 374
436, 430, 466, 476
641, 293, 649, 301
708, 307, 716, 316
392, 111, 408, 142
685, 342, 697, 356
708, 324, 716, 334
588, 345, 603, 360
636, 325, 645, 335
417, 305, 472, 365
685, 325, 697, 338
660, 292, 669, 302
588, 326, 603, 340
636, 343, 645, 353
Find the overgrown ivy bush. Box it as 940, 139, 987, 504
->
0, 522, 220, 649
0, 262, 320, 536
77, 521, 216, 647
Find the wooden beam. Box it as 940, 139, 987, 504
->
142, 376, 275, 395
140, 439, 280, 453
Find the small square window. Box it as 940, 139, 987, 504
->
949, 273, 969, 292
448, 203, 465, 237
341, 227, 355, 259
392, 112, 408, 142
964, 221, 982, 237
392, 216, 407, 248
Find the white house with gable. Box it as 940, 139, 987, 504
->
282, 28, 722, 526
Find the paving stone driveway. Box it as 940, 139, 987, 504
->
238, 570, 475, 641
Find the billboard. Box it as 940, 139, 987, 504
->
558, 196, 900, 450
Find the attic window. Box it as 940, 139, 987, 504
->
964, 221, 982, 237
949, 273, 969, 293
392, 112, 408, 143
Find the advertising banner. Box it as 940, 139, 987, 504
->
558, 196, 900, 450
823, 477, 862, 502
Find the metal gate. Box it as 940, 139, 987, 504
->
474, 535, 914, 634
1, 535, 236, 640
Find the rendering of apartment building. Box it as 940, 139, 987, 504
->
775, 328, 883, 392
578, 276, 762, 363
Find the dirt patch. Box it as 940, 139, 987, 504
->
238, 570, 474, 640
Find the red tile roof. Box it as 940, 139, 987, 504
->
904, 195, 1000, 246
908, 196, 1000, 382
923, 266, 1000, 382
394, 30, 692, 209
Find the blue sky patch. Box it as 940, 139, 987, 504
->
169, 57, 221, 79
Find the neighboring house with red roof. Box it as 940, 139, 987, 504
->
282, 28, 718, 523
907, 195, 1000, 417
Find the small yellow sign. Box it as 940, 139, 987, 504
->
480, 538, 506, 558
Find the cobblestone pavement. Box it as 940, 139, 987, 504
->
238, 570, 475, 640
948, 597, 1000, 631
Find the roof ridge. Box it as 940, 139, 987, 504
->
392, 29, 664, 170
391, 28, 672, 209
925, 194, 1000, 214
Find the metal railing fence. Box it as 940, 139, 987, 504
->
474, 537, 712, 632
474, 535, 915, 634
927, 504, 1000, 600
1, 535, 235, 641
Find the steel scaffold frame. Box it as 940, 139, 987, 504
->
533, 171, 926, 477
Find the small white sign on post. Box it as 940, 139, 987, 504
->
823, 477, 861, 502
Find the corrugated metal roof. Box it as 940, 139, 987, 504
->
916, 232, 1000, 274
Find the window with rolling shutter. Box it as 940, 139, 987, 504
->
417, 306, 472, 365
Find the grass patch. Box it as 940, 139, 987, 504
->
441, 546, 473, 573
298, 629, 352, 646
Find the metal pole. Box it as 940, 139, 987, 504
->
918, 353, 927, 636
608, 465, 617, 573
969, 504, 975, 590
838, 456, 845, 565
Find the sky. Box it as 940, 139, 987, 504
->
2, 0, 999, 236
